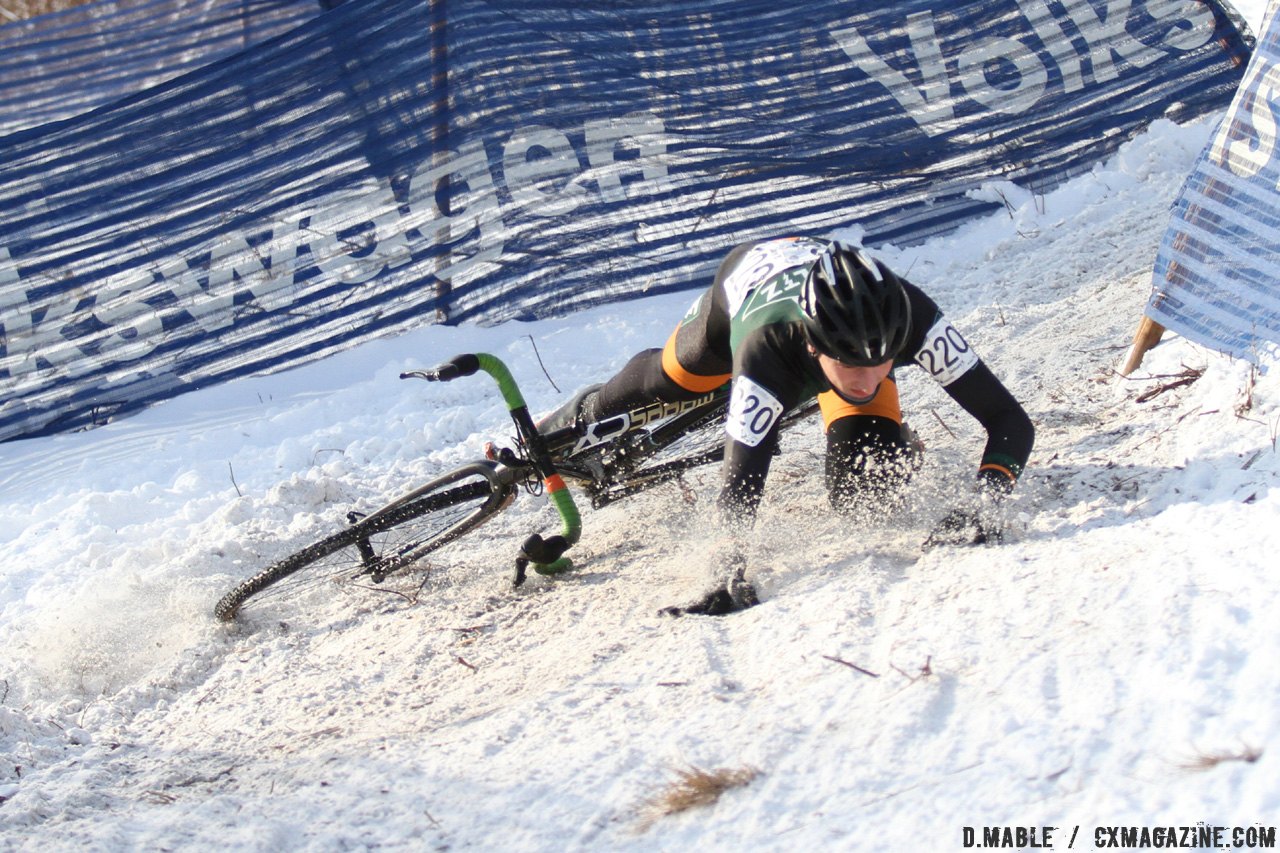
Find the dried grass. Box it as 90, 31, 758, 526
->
635, 763, 760, 830
1175, 745, 1262, 772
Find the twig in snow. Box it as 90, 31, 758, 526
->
1175, 745, 1262, 772
635, 764, 759, 830
455, 656, 478, 672
822, 655, 879, 678
1044, 761, 1073, 782
304, 726, 341, 739
228, 462, 242, 497
930, 409, 957, 439
526, 335, 560, 394
676, 473, 698, 506
1134, 366, 1203, 403
1237, 366, 1256, 415
994, 188, 1016, 218
1133, 408, 1199, 449
350, 583, 420, 605
172, 765, 237, 787
890, 655, 934, 682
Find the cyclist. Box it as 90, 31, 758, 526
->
541, 237, 1035, 615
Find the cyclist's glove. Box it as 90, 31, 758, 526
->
923, 468, 1014, 550
923, 508, 997, 549
660, 546, 759, 617
660, 577, 760, 617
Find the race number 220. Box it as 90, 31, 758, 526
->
914, 316, 979, 386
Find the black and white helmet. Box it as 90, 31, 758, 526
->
799, 241, 912, 366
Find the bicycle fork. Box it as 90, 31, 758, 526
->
402, 353, 583, 587
346, 461, 517, 583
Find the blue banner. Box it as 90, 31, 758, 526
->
0, 0, 1253, 441
0, 0, 323, 138
1148, 1, 1280, 363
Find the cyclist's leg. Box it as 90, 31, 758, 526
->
660, 279, 733, 389
819, 377, 920, 512
564, 280, 749, 506
538, 381, 605, 432
543, 264, 741, 433
587, 281, 734, 419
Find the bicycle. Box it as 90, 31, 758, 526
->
213, 352, 818, 621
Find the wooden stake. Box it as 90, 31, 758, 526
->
1120, 316, 1166, 376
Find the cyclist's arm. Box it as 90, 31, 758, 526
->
939, 362, 1035, 488
718, 440, 772, 524
906, 303, 1034, 488
716, 327, 815, 523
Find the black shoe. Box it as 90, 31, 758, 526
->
537, 384, 602, 434
922, 508, 1001, 550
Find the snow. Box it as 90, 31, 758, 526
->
2, 4, 1278, 849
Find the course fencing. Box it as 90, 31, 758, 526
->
1148, 0, 1280, 364
0, 0, 324, 137
0, 0, 1253, 440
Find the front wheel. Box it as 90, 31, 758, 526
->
214, 463, 510, 621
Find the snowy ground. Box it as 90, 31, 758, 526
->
3, 7, 1279, 850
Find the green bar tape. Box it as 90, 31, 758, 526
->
533, 480, 582, 576
474, 352, 583, 576
534, 558, 574, 577
475, 353, 526, 412
549, 486, 582, 546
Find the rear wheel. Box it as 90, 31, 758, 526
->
214, 464, 509, 621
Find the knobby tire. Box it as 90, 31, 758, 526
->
214, 478, 495, 621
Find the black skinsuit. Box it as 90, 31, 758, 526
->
587, 237, 1035, 522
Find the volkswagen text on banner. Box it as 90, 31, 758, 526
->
0, 0, 1252, 441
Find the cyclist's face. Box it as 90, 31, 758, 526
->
815, 353, 893, 402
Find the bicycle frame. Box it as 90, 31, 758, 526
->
543, 388, 724, 461
541, 389, 729, 507
404, 353, 732, 586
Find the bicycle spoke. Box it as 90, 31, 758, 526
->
216, 478, 498, 620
